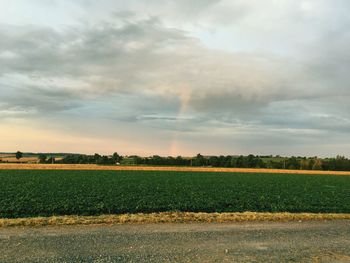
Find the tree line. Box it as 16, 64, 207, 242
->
4, 151, 350, 171
56, 153, 350, 171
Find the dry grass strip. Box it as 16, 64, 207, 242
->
1, 212, 350, 227
1, 163, 350, 175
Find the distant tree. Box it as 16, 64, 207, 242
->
312, 159, 323, 170
166, 156, 176, 165
15, 151, 23, 160
300, 159, 310, 170
175, 156, 184, 166
130, 155, 142, 165
96, 155, 109, 165
150, 155, 163, 165
208, 156, 219, 167
112, 152, 122, 163
47, 157, 55, 164
334, 155, 347, 171
255, 157, 266, 168
230, 157, 237, 167
193, 153, 205, 166
246, 154, 255, 167
286, 156, 299, 169
218, 155, 229, 167
94, 153, 102, 164
38, 154, 47, 163
308, 158, 315, 170
235, 156, 243, 168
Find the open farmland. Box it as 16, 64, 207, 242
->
0, 154, 63, 164
0, 157, 39, 163
1, 170, 350, 218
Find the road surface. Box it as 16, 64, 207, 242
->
1, 221, 350, 262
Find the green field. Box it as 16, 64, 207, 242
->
1, 170, 350, 218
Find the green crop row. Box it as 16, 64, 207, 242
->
0, 170, 350, 218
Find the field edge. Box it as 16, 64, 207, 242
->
0, 163, 350, 175
1, 212, 350, 227
1, 163, 350, 175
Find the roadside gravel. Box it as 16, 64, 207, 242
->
1, 221, 350, 262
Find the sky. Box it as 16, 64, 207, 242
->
1, 0, 350, 157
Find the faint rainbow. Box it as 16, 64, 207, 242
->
169, 90, 192, 156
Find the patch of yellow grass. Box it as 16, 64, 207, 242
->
1, 212, 350, 227
0, 154, 12, 158
1, 163, 350, 175
0, 157, 38, 163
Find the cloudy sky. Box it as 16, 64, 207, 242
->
1, 0, 350, 156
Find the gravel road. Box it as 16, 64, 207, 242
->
1, 221, 350, 262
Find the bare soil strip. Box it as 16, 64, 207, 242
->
1, 212, 350, 227
1, 163, 350, 175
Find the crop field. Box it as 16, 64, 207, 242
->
1, 170, 350, 218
